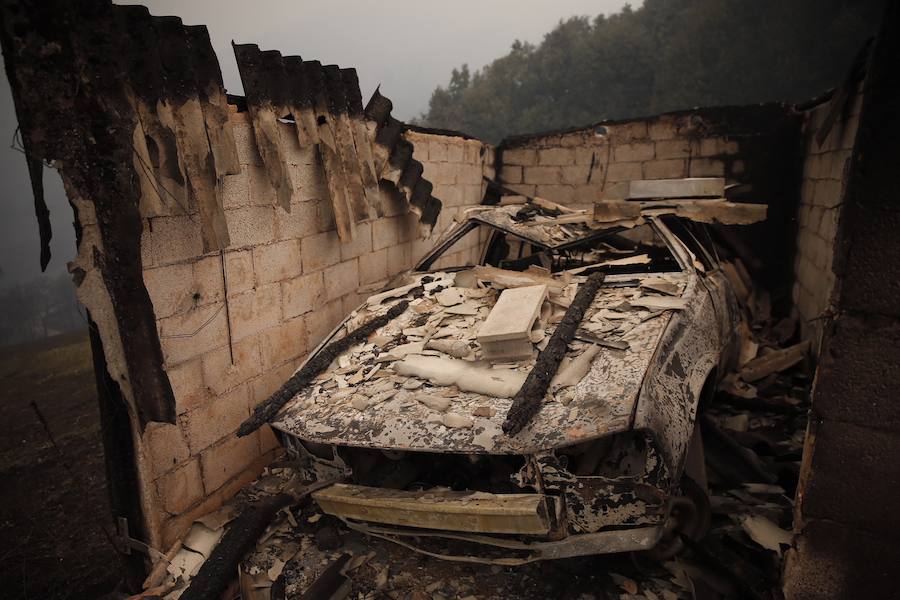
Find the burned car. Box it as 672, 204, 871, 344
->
259, 202, 746, 563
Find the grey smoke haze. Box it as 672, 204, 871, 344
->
0, 0, 633, 287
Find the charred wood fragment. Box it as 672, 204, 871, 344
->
180, 493, 294, 600
238, 297, 415, 436
502, 272, 606, 435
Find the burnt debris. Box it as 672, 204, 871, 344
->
502, 271, 606, 435
238, 297, 415, 437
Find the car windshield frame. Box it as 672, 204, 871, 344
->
414, 213, 689, 274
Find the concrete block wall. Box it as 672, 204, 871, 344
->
791, 86, 863, 347
497, 115, 747, 211
138, 113, 491, 546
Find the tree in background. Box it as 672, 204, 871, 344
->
419, 0, 883, 142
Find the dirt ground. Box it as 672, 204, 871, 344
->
0, 330, 121, 599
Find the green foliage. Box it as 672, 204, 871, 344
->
420, 0, 883, 142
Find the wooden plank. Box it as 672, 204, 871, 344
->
313, 483, 551, 535
472, 265, 568, 294
740, 340, 810, 382
606, 177, 725, 199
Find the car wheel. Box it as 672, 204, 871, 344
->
643, 476, 711, 560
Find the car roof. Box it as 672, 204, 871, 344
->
467, 205, 627, 250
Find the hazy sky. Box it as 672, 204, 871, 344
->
0, 0, 634, 287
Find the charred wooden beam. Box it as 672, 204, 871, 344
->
238, 296, 416, 436
180, 494, 295, 600
502, 272, 606, 435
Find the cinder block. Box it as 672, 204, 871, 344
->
458, 164, 484, 185
730, 159, 746, 175
433, 184, 463, 208
228, 283, 282, 341
306, 299, 345, 347
560, 133, 587, 147
360, 249, 389, 285
220, 171, 250, 210
561, 165, 591, 185
372, 218, 400, 251
324, 259, 360, 302
334, 221, 370, 261
503, 183, 536, 197
342, 291, 367, 314
463, 141, 481, 164
608, 121, 649, 142
200, 432, 260, 493
301, 230, 341, 271
250, 361, 298, 406
201, 335, 262, 395
573, 184, 604, 204
180, 383, 249, 454
397, 213, 420, 243
291, 163, 330, 202
159, 303, 229, 365
283, 271, 326, 318
699, 137, 739, 156
231, 118, 261, 166
166, 359, 208, 415
648, 120, 677, 141
433, 161, 458, 185
538, 147, 575, 166
642, 159, 687, 179
156, 457, 204, 514
387, 243, 412, 276
315, 197, 336, 233
535, 185, 575, 205
193, 255, 225, 307
500, 165, 523, 184
613, 143, 654, 162
429, 141, 448, 162
689, 158, 726, 177
252, 239, 302, 285
606, 162, 642, 182
403, 132, 429, 160
447, 141, 464, 163
575, 146, 599, 166
224, 250, 254, 296
462, 183, 484, 205
143, 263, 195, 320
259, 315, 308, 370
503, 147, 537, 167
275, 200, 318, 241
523, 166, 560, 185
146, 216, 204, 267
225, 206, 276, 248
144, 422, 191, 479
655, 139, 692, 159
247, 164, 276, 206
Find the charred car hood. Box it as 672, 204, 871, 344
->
271, 273, 682, 455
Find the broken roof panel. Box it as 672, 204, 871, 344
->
233, 44, 441, 241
